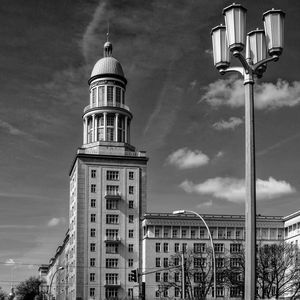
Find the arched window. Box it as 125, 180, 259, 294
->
98, 86, 105, 106
116, 87, 121, 106
107, 86, 113, 106
106, 115, 115, 141
97, 115, 104, 141
87, 118, 93, 143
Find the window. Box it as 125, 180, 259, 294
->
90, 214, 96, 222
99, 86, 105, 104
218, 227, 225, 239
155, 243, 161, 253
105, 273, 118, 285
106, 243, 118, 254
155, 272, 160, 282
106, 258, 118, 268
90, 258, 95, 267
106, 199, 118, 210
91, 88, 96, 105
164, 226, 171, 238
230, 243, 242, 254
129, 200, 134, 209
175, 287, 180, 297
106, 185, 119, 195
230, 257, 242, 268
182, 243, 187, 253
163, 289, 168, 297
214, 243, 224, 253
236, 228, 243, 239
182, 227, 188, 238
217, 272, 225, 283
227, 228, 233, 239
106, 229, 119, 241
174, 257, 180, 266
90, 198, 96, 207
128, 215, 134, 223
194, 243, 206, 253
156, 257, 161, 267
128, 288, 133, 297
106, 214, 119, 224
173, 227, 179, 238
107, 86, 113, 104
129, 171, 134, 180
194, 258, 206, 268
230, 287, 242, 297
163, 243, 169, 253
91, 184, 96, 193
191, 228, 196, 238
90, 243, 96, 252
194, 272, 204, 283
91, 169, 96, 178
216, 258, 225, 268
128, 244, 134, 252
90, 228, 96, 237
200, 228, 206, 239
174, 272, 180, 282
90, 288, 95, 297
90, 273, 95, 282
129, 186, 134, 194
105, 287, 118, 298
163, 258, 168, 267
163, 272, 168, 282
174, 243, 180, 253
107, 170, 119, 181
116, 87, 121, 103
155, 290, 160, 297
155, 227, 161, 238
216, 286, 224, 297
128, 230, 134, 238
128, 259, 133, 267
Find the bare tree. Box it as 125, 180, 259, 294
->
222, 242, 300, 299
157, 247, 214, 300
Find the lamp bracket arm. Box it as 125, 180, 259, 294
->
232, 51, 252, 74
219, 67, 244, 76
253, 55, 279, 74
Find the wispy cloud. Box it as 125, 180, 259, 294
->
166, 148, 210, 169
197, 200, 213, 209
201, 77, 300, 110
212, 117, 243, 130
257, 133, 300, 156
180, 177, 295, 203
4, 258, 15, 266
47, 217, 66, 227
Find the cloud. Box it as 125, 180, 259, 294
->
201, 77, 300, 110
166, 148, 210, 169
4, 258, 15, 266
197, 200, 213, 209
47, 217, 65, 227
216, 151, 224, 158
180, 177, 295, 203
212, 117, 243, 130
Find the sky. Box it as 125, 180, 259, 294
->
0, 0, 300, 290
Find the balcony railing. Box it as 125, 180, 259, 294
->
84, 102, 130, 113
104, 236, 121, 243
104, 280, 121, 287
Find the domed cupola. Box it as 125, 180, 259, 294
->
82, 39, 133, 150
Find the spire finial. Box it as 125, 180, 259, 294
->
104, 22, 112, 57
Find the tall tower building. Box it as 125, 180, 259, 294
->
68, 39, 148, 300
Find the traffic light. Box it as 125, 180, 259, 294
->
130, 269, 138, 282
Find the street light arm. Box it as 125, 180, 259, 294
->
219, 66, 244, 76
252, 55, 279, 73
233, 50, 252, 74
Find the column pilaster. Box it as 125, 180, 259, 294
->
124, 116, 128, 143
103, 112, 107, 141
92, 114, 95, 142
115, 113, 119, 142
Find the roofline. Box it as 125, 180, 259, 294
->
88, 73, 127, 85
69, 151, 149, 176
283, 209, 300, 221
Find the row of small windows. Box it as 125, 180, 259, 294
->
155, 242, 243, 254
90, 243, 134, 253
150, 225, 283, 240
90, 184, 135, 195
154, 286, 230, 298
88, 199, 134, 211
90, 85, 125, 106
89, 227, 135, 238
90, 169, 135, 181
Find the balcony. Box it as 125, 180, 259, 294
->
104, 236, 121, 243
105, 192, 121, 200
84, 102, 130, 113
104, 280, 121, 287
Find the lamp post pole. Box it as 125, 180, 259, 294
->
49, 266, 64, 300
173, 210, 216, 299
211, 4, 285, 299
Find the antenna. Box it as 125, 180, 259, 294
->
107, 21, 110, 42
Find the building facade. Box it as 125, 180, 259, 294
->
43, 38, 300, 300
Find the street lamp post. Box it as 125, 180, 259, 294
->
49, 266, 64, 300
173, 210, 216, 299
211, 4, 285, 300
